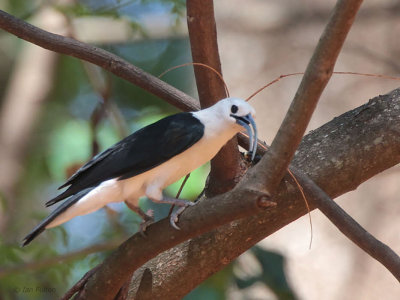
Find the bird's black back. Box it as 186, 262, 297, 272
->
47, 112, 204, 206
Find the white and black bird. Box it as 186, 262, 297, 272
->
22, 97, 257, 246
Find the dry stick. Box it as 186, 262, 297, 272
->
187, 0, 241, 196
251, 0, 364, 196
246, 72, 304, 101
290, 167, 400, 282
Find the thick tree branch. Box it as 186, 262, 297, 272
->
0, 9, 198, 112
290, 167, 400, 281
187, 0, 241, 195
75, 180, 273, 298
251, 0, 364, 195
125, 88, 400, 298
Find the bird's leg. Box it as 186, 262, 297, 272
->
148, 196, 196, 230
124, 201, 154, 235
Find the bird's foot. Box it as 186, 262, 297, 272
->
147, 196, 196, 230
167, 199, 196, 230
124, 201, 155, 236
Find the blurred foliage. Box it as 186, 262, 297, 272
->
0, 0, 292, 299
235, 246, 297, 300
185, 246, 297, 300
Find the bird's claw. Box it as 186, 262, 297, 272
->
169, 201, 196, 230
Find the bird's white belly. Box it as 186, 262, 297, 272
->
121, 133, 226, 202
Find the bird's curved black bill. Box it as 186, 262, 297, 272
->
231, 114, 258, 161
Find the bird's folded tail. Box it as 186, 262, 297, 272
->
45, 188, 74, 207
22, 188, 93, 246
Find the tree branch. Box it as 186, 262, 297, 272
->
187, 0, 241, 195
0, 9, 198, 112
125, 88, 400, 298
290, 167, 400, 281
251, 0, 364, 195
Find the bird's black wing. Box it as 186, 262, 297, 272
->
46, 113, 204, 206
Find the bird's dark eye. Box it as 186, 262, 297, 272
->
231, 105, 238, 114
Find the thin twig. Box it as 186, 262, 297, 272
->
287, 168, 313, 250
246, 71, 400, 102
159, 62, 230, 98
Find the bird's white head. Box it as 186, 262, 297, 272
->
206, 97, 258, 161
213, 97, 256, 125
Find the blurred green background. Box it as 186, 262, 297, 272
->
0, 0, 295, 299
